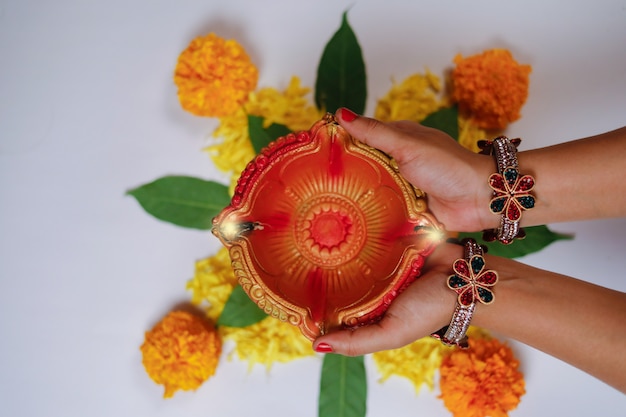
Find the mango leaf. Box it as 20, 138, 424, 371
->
127, 176, 230, 229
319, 355, 367, 417
248, 115, 292, 154
315, 11, 367, 114
458, 225, 573, 258
217, 285, 267, 327
421, 106, 459, 140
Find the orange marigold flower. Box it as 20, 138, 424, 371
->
452, 49, 531, 130
140, 310, 222, 398
174, 33, 258, 117
439, 337, 525, 417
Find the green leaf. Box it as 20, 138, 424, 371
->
458, 225, 573, 258
127, 176, 230, 229
248, 115, 292, 154
318, 355, 367, 417
315, 11, 367, 114
421, 106, 459, 140
217, 285, 268, 327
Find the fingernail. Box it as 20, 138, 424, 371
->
314, 342, 333, 353
340, 108, 358, 122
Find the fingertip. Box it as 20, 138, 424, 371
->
341, 107, 359, 122
313, 331, 358, 356
335, 107, 359, 123
313, 342, 334, 353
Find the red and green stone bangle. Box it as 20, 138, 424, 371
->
479, 136, 536, 245
431, 238, 498, 348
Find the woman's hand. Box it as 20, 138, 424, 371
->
312, 242, 464, 356
336, 108, 497, 232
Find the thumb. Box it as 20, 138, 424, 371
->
312, 309, 418, 356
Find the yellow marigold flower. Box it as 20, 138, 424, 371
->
247, 76, 322, 131
186, 247, 238, 321
206, 76, 322, 190
174, 33, 258, 117
186, 248, 312, 368
140, 311, 222, 398
220, 316, 314, 370
451, 49, 531, 130
375, 70, 445, 122
207, 107, 256, 194
439, 336, 526, 417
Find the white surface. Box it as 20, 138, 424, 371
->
1, 0, 625, 416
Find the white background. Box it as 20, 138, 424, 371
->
1, 0, 625, 416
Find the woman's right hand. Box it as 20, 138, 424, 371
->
336, 108, 497, 233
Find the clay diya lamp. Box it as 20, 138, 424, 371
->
212, 113, 444, 340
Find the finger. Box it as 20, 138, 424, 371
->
335, 108, 419, 161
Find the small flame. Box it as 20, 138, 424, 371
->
212, 217, 263, 244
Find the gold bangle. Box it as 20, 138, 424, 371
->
479, 136, 536, 244
431, 238, 498, 348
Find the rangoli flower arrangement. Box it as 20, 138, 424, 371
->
129, 12, 571, 417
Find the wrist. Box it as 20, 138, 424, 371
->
473, 154, 502, 231
430, 239, 498, 347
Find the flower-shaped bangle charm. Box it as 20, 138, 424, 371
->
212, 114, 444, 340
447, 255, 498, 306
488, 167, 535, 222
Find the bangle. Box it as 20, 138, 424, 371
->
479, 136, 536, 245
431, 238, 498, 348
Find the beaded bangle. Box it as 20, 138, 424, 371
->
431, 238, 498, 348
478, 136, 536, 245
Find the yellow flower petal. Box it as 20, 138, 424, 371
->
206, 76, 322, 189
186, 247, 238, 321
373, 336, 452, 392
372, 327, 490, 393
458, 115, 487, 153
187, 248, 313, 368
375, 70, 444, 123
220, 317, 314, 370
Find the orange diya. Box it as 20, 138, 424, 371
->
212, 114, 444, 340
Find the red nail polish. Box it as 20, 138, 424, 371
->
314, 342, 333, 353
340, 108, 358, 122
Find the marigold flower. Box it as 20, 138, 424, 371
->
439, 336, 525, 417
186, 247, 238, 321
140, 311, 222, 398
373, 327, 489, 392
247, 76, 322, 131
174, 33, 258, 117
375, 71, 444, 122
452, 49, 531, 130
220, 317, 314, 370
373, 336, 451, 392
187, 248, 313, 368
